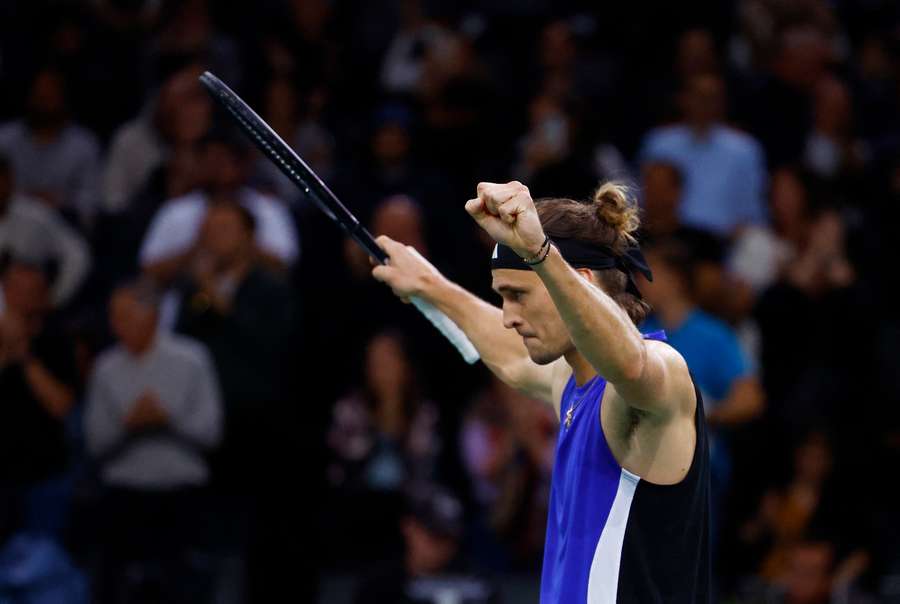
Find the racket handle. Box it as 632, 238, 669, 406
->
410, 296, 480, 364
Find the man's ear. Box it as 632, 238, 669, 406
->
574, 267, 595, 282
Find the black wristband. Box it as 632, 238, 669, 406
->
524, 236, 552, 266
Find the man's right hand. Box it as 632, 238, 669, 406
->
371, 235, 445, 303
124, 391, 169, 431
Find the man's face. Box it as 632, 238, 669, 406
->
202, 143, 246, 192
2, 264, 50, 336
492, 269, 574, 365
27, 71, 66, 125
683, 75, 724, 127
634, 250, 684, 309
199, 205, 253, 266
642, 163, 681, 221
109, 290, 157, 354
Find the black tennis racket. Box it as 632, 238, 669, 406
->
198, 71, 479, 364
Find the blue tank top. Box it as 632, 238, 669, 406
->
540, 330, 711, 603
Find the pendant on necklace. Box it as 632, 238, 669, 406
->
565, 406, 574, 429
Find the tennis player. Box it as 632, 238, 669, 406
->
373, 181, 710, 603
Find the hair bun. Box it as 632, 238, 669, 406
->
592, 182, 640, 243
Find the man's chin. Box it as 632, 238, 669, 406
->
525, 343, 561, 365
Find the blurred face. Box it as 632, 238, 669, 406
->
682, 75, 725, 127
540, 21, 576, 69
1, 265, 49, 335
794, 433, 832, 484
402, 518, 458, 575
202, 143, 247, 192
199, 205, 253, 266
109, 290, 157, 354
158, 67, 212, 145
372, 124, 410, 164
492, 269, 574, 365
770, 169, 809, 232
27, 71, 66, 125
642, 164, 682, 223
784, 543, 833, 604
365, 333, 411, 399
635, 250, 686, 309
677, 29, 717, 78
813, 77, 851, 134
371, 196, 427, 255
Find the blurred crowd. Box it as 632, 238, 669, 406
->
1, 0, 899, 602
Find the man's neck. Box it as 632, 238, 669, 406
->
688, 121, 716, 140
564, 348, 598, 387
656, 298, 694, 332
126, 332, 157, 358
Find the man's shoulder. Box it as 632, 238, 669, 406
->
684, 310, 740, 348
158, 334, 213, 367
714, 126, 764, 158
61, 124, 101, 154
154, 191, 207, 220
0, 120, 25, 142
92, 345, 129, 377
642, 125, 691, 154
8, 195, 58, 224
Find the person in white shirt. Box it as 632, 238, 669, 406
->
102, 63, 212, 214
0, 155, 90, 307
85, 280, 223, 490
139, 128, 299, 285
0, 68, 100, 229
86, 279, 224, 602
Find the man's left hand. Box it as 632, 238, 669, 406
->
465, 181, 546, 259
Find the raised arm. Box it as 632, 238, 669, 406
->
372, 236, 564, 405
467, 181, 693, 417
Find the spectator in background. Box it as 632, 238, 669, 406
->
741, 25, 831, 168
102, 62, 212, 214
325, 330, 440, 564
150, 0, 242, 90
638, 238, 764, 427
637, 237, 764, 551
739, 431, 871, 603
85, 280, 222, 602
95, 144, 205, 293
380, 2, 450, 96
139, 128, 299, 286
461, 376, 555, 571
0, 260, 77, 513
85, 280, 222, 491
327, 330, 440, 494
0, 67, 101, 229
174, 202, 294, 484
803, 76, 862, 182
727, 166, 809, 299
353, 484, 499, 604
253, 78, 335, 206
753, 171, 857, 423
639, 160, 685, 241
0, 155, 90, 308
344, 194, 428, 279
512, 93, 598, 199
640, 73, 768, 238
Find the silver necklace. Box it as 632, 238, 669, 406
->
564, 390, 588, 429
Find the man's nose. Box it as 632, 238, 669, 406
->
502, 303, 522, 330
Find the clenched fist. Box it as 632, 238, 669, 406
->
465, 181, 546, 258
